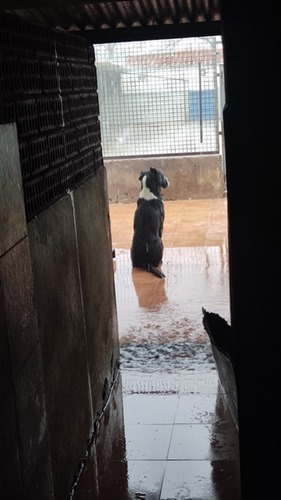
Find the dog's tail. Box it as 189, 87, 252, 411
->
145, 263, 165, 279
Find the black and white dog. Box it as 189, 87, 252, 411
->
130, 167, 169, 278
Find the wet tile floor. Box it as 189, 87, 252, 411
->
72, 199, 241, 500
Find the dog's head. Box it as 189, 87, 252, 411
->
139, 167, 169, 199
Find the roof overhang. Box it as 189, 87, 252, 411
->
0, 1, 221, 43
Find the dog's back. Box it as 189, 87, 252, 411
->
130, 167, 169, 278
131, 197, 164, 267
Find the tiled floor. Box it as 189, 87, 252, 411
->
121, 386, 240, 499
72, 198, 241, 500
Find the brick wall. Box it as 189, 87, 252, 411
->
0, 13, 103, 221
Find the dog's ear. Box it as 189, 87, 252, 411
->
139, 171, 145, 181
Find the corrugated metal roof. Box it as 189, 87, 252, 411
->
1, 1, 221, 40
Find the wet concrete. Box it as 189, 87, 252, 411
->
112, 199, 230, 377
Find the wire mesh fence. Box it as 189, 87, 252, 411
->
94, 36, 223, 158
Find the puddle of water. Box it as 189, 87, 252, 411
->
114, 246, 230, 375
